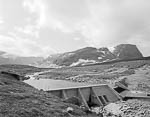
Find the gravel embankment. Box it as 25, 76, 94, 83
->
101, 100, 150, 117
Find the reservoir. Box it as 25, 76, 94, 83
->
24, 78, 87, 91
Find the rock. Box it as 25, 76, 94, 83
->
103, 103, 122, 116
118, 77, 129, 87
102, 100, 150, 117
91, 107, 103, 115
113, 44, 143, 60
66, 107, 74, 113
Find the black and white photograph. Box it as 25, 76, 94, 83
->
0, 0, 150, 117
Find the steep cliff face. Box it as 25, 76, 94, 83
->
113, 44, 143, 60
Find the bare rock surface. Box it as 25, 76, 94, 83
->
102, 100, 150, 117
113, 44, 143, 60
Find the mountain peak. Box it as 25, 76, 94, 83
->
113, 44, 143, 59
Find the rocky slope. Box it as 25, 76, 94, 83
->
36, 44, 143, 67
102, 100, 150, 117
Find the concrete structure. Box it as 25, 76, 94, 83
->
114, 81, 150, 101
120, 90, 150, 101
47, 84, 121, 110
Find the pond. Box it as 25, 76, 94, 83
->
24, 78, 87, 91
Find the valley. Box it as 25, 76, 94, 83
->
1, 0, 150, 116
1, 44, 150, 117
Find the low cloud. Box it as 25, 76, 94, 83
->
0, 19, 3, 24
0, 34, 56, 57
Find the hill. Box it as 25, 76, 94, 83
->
0, 71, 88, 117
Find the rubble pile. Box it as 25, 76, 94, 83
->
119, 100, 150, 117
92, 100, 150, 117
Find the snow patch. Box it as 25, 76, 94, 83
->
62, 53, 74, 58
98, 57, 103, 59
117, 53, 120, 57
108, 46, 115, 53
70, 59, 97, 67
101, 50, 106, 54
97, 49, 107, 55
102, 59, 110, 62
67, 53, 74, 56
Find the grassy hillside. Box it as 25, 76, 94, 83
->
0, 72, 88, 117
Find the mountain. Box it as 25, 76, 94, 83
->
36, 44, 143, 67
0, 51, 43, 65
0, 44, 141, 67
35, 47, 117, 67
113, 44, 143, 59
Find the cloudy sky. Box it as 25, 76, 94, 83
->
0, 0, 150, 57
